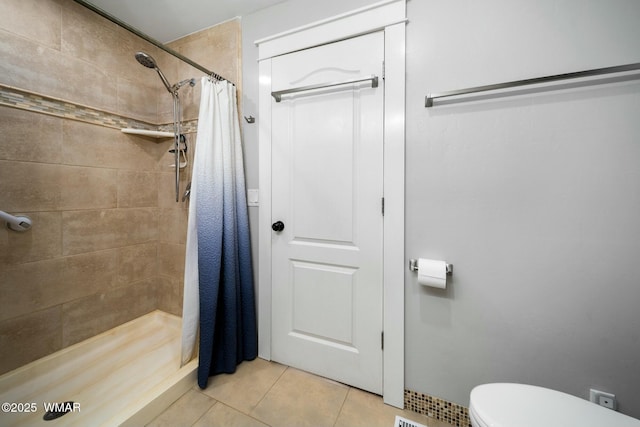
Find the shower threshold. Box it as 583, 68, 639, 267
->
0, 311, 197, 426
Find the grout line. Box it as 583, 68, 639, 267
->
332, 386, 352, 427
146, 387, 192, 425
218, 401, 272, 427
188, 398, 218, 427
251, 363, 289, 412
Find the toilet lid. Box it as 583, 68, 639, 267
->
469, 383, 640, 427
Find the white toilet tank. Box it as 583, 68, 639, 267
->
469, 383, 640, 427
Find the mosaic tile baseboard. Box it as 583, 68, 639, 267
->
404, 389, 472, 427
0, 84, 197, 134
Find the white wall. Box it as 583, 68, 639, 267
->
405, 0, 640, 418
242, 0, 640, 418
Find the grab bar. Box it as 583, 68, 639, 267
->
425, 62, 640, 107
0, 210, 32, 232
271, 75, 379, 102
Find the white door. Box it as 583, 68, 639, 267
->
270, 32, 385, 394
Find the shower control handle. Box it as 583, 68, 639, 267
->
272, 221, 285, 232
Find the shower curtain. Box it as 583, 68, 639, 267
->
181, 77, 257, 389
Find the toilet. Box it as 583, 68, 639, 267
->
469, 383, 640, 427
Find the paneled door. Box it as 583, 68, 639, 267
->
270, 31, 385, 394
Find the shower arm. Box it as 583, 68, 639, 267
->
156, 68, 173, 94
172, 78, 196, 93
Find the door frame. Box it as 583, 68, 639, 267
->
256, 0, 406, 407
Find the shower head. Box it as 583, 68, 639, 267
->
135, 51, 172, 93
135, 51, 156, 68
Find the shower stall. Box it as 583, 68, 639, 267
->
0, 312, 198, 426
0, 0, 239, 425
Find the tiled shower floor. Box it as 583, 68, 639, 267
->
146, 358, 456, 427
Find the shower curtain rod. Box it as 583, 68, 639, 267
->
73, 0, 230, 83
425, 62, 640, 107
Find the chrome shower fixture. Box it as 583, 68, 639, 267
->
172, 78, 196, 92
182, 181, 191, 203
135, 51, 172, 93
135, 51, 195, 202
134, 51, 155, 68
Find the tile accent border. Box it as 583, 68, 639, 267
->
158, 121, 198, 134
0, 84, 197, 134
404, 389, 472, 427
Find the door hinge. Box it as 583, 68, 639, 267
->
381, 197, 385, 216
381, 331, 384, 350
382, 61, 385, 80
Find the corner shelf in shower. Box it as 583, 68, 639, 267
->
121, 128, 174, 139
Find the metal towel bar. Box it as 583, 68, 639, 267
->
425, 62, 640, 107
272, 75, 379, 102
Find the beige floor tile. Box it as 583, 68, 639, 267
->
146, 389, 216, 427
193, 402, 269, 427
150, 362, 458, 427
199, 357, 287, 413
250, 367, 349, 427
335, 388, 441, 427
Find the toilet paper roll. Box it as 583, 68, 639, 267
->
417, 258, 447, 289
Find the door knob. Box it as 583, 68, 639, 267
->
272, 221, 285, 232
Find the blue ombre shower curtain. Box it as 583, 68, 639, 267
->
181, 77, 257, 389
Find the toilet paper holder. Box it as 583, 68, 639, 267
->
409, 259, 453, 275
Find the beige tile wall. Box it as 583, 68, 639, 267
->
0, 0, 241, 374
166, 19, 242, 122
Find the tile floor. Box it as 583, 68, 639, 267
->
146, 358, 456, 427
